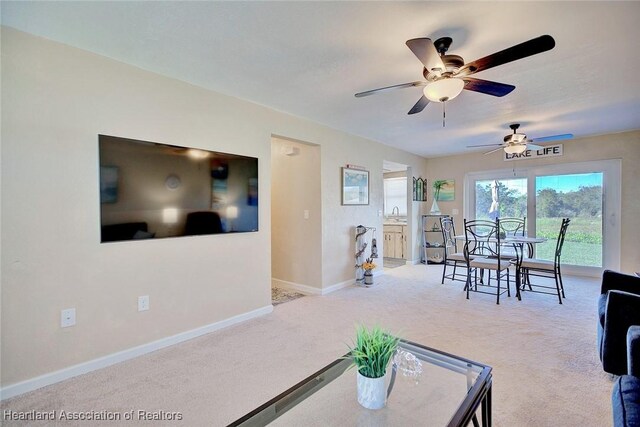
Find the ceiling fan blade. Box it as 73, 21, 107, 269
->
467, 143, 504, 148
483, 146, 505, 155
462, 77, 515, 97
406, 38, 446, 73
408, 95, 429, 115
530, 133, 573, 143
457, 35, 555, 77
526, 143, 544, 151
355, 81, 427, 98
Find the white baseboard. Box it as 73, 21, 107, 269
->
321, 277, 356, 294
273, 275, 370, 296
0, 305, 273, 400
272, 278, 323, 295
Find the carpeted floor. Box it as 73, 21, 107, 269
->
1, 265, 611, 426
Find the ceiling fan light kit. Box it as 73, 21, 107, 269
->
503, 143, 528, 154
423, 77, 464, 103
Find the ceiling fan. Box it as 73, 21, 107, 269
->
467, 123, 573, 155
355, 35, 556, 118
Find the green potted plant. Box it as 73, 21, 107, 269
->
349, 325, 399, 409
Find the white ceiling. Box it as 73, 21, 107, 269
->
2, 1, 640, 157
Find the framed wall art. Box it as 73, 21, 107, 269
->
342, 167, 369, 205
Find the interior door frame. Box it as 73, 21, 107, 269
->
464, 159, 621, 277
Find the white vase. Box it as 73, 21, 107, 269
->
364, 271, 374, 286
357, 371, 387, 410
430, 198, 441, 214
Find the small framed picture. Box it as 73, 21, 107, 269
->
342, 167, 369, 205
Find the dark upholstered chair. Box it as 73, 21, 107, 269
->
598, 270, 640, 376
184, 211, 223, 235
612, 326, 640, 427
101, 222, 150, 242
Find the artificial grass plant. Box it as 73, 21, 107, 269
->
349, 325, 399, 379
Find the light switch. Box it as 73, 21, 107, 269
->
304, 210, 309, 220
378, 210, 383, 217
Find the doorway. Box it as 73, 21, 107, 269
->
270, 136, 322, 302
383, 160, 409, 268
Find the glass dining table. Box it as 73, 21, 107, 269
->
453, 234, 547, 300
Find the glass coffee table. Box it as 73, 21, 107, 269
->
228, 339, 492, 427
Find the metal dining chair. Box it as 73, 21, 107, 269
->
440, 217, 469, 284
497, 217, 526, 282
463, 218, 516, 304
498, 217, 526, 238
518, 218, 571, 304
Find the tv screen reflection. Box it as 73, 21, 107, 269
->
99, 135, 258, 242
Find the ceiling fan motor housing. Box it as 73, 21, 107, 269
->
423, 55, 465, 80
504, 133, 527, 144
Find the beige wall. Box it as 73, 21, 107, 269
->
425, 131, 640, 273
271, 137, 322, 289
0, 28, 429, 388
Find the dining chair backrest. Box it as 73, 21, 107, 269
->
440, 216, 457, 256
463, 218, 501, 261
498, 217, 526, 237
554, 218, 571, 265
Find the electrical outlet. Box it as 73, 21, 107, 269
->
452, 208, 459, 215
138, 295, 149, 312
304, 210, 309, 220
61, 308, 76, 328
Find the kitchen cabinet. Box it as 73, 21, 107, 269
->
383, 224, 407, 259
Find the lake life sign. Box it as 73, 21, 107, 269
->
504, 144, 563, 161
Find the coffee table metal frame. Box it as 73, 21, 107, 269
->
228, 339, 492, 427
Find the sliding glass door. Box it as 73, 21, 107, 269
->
465, 160, 621, 275
535, 173, 603, 267
475, 178, 527, 220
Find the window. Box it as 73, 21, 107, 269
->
474, 178, 527, 220
535, 173, 603, 267
465, 160, 621, 275
384, 177, 407, 216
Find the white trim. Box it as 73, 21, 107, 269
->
272, 276, 366, 296
272, 278, 323, 295
0, 305, 273, 400
322, 278, 357, 295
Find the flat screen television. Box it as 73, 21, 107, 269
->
99, 135, 258, 242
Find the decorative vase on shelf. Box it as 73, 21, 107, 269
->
430, 198, 441, 215
357, 371, 387, 410
364, 270, 374, 286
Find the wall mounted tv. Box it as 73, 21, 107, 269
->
99, 135, 258, 243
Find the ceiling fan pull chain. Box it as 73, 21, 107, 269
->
442, 101, 446, 127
